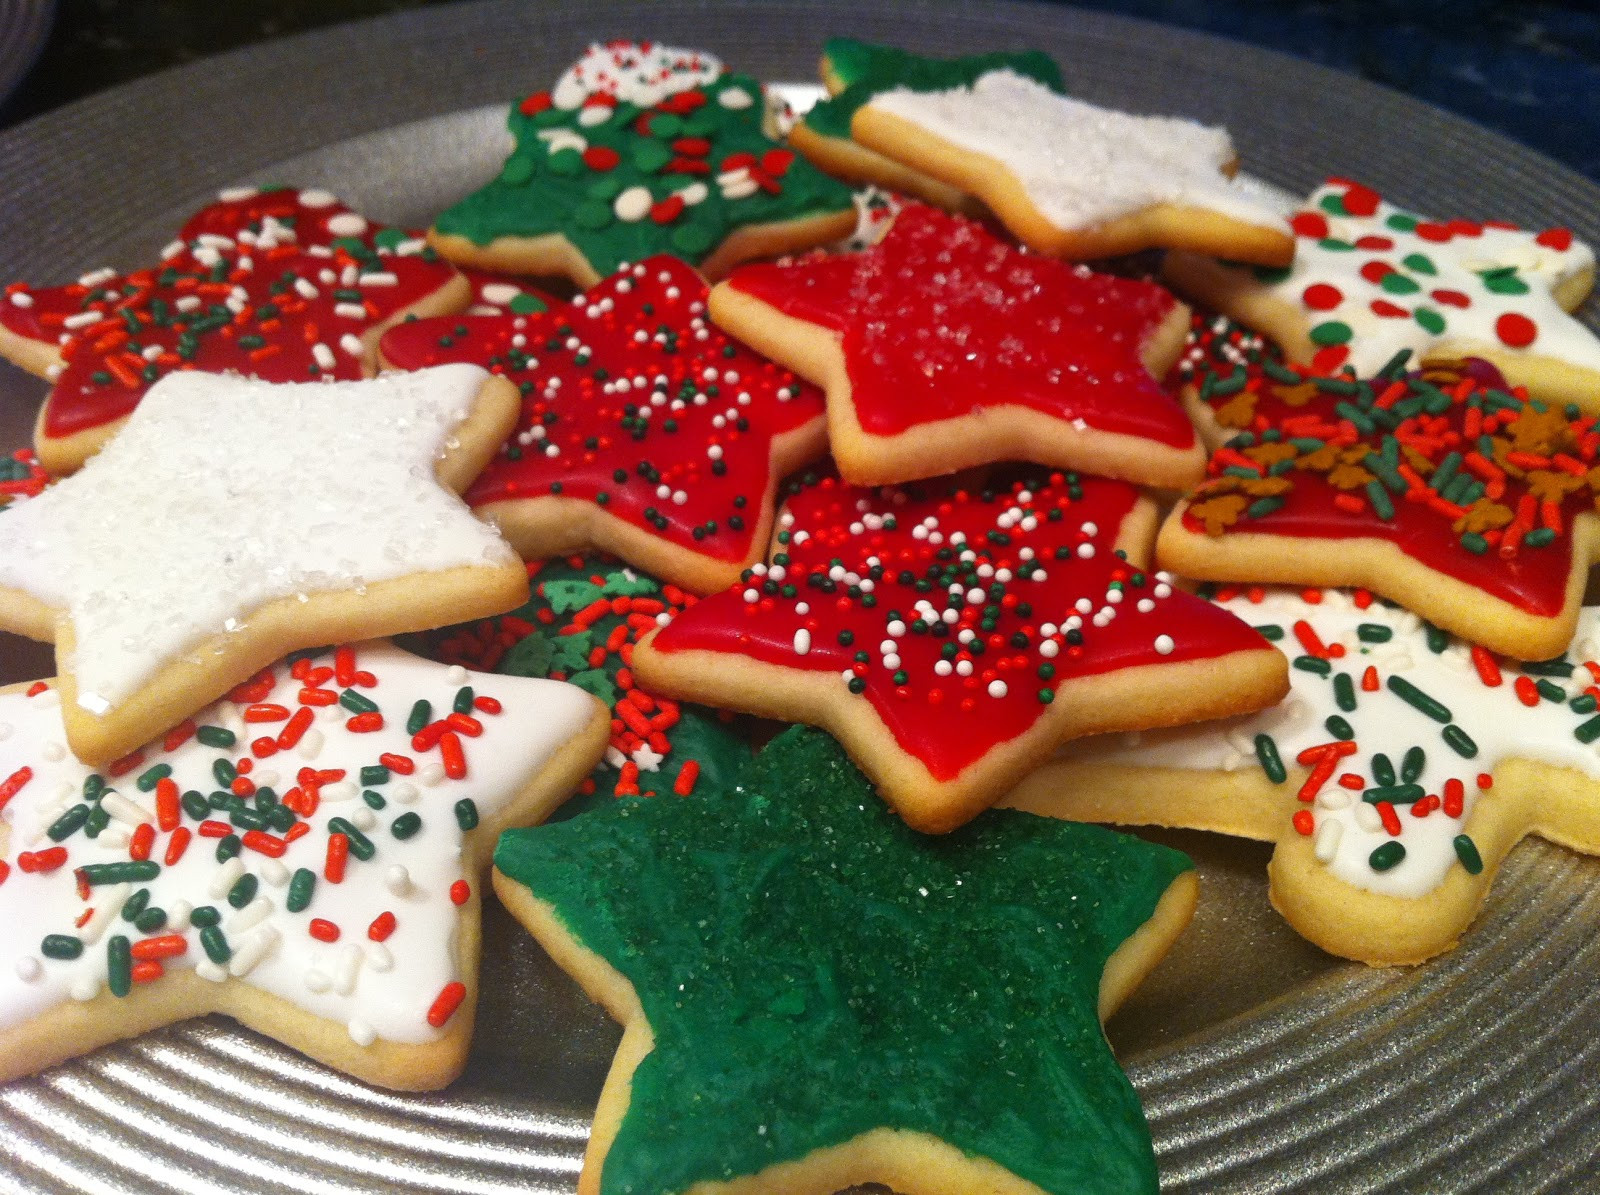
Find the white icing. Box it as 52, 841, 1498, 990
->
865, 69, 1288, 234
551, 41, 723, 110
1259, 181, 1600, 375
0, 642, 597, 1045
0, 366, 517, 711
1075, 589, 1600, 898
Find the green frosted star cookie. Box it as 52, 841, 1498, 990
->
492, 726, 1197, 1195
430, 41, 857, 287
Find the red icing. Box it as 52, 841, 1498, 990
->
1341, 184, 1382, 217
1179, 319, 1591, 615
379, 255, 826, 573
1304, 283, 1343, 310
651, 470, 1271, 780
1291, 211, 1330, 239
1496, 312, 1538, 348
1, 189, 459, 440
724, 204, 1194, 450
1537, 227, 1575, 252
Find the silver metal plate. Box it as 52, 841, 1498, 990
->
1, 2, 1598, 1190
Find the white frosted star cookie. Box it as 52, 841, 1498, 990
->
0, 641, 608, 1089
1001, 586, 1600, 965
0, 364, 527, 766
1163, 178, 1600, 410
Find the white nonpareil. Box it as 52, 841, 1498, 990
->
0, 365, 517, 712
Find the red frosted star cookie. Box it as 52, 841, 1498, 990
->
0, 187, 470, 474
708, 203, 1202, 488
632, 468, 1288, 832
379, 255, 828, 594
1159, 336, 1600, 661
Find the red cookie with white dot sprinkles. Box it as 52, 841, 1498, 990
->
0, 641, 608, 1090
631, 467, 1288, 832
1162, 178, 1600, 414
379, 255, 829, 595
0, 186, 470, 475
708, 203, 1204, 489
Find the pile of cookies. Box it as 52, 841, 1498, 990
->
0, 35, 1596, 1194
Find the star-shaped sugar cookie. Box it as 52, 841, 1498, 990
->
493, 725, 1196, 1195
380, 255, 829, 594
1159, 343, 1600, 661
632, 468, 1287, 832
791, 39, 1064, 215
0, 186, 469, 474
422, 555, 754, 804
710, 203, 1205, 489
429, 41, 857, 288
0, 640, 608, 1088
1163, 178, 1600, 410
795, 38, 1293, 264
0, 364, 527, 767
1004, 586, 1600, 965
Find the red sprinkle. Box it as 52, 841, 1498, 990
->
449, 880, 470, 906
19, 847, 68, 873
326, 833, 350, 883
1291, 809, 1315, 836
368, 911, 397, 942
309, 918, 340, 943
131, 934, 187, 961
242, 829, 287, 858
427, 981, 468, 1028
128, 822, 156, 862
164, 826, 192, 866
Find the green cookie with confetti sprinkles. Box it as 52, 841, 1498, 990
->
492, 725, 1197, 1195
419, 556, 754, 809
429, 41, 857, 289
1004, 584, 1600, 965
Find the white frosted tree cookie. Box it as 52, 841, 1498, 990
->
799, 38, 1292, 264
0, 641, 608, 1089
1001, 586, 1600, 965
0, 364, 528, 767
1163, 178, 1600, 411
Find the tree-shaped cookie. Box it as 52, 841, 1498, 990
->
1163, 178, 1600, 410
429, 41, 857, 288
493, 725, 1197, 1194
709, 203, 1205, 489
0, 641, 608, 1088
0, 365, 527, 766
1004, 586, 1600, 964
791, 37, 1292, 264
1158, 330, 1600, 660
632, 468, 1287, 832
421, 555, 754, 804
0, 187, 470, 474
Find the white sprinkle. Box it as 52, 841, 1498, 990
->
793, 628, 812, 656
303, 969, 332, 994
364, 941, 394, 973
347, 1019, 378, 1047
385, 865, 413, 897
228, 926, 281, 978
225, 896, 274, 936
71, 976, 102, 1002
8, 292, 33, 308
312, 342, 337, 371
15, 957, 41, 982
614, 185, 653, 222
1313, 818, 1344, 863
298, 189, 337, 207
210, 856, 247, 900
326, 212, 369, 237
987, 680, 1008, 699
294, 277, 320, 300
333, 943, 364, 995
1154, 634, 1176, 655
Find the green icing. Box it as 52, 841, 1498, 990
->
807, 38, 1065, 140
435, 72, 854, 275
496, 727, 1189, 1194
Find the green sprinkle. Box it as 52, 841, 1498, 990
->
77, 861, 160, 886
1333, 672, 1357, 712
287, 868, 316, 913
1453, 834, 1484, 875
1442, 724, 1479, 758
1310, 320, 1353, 346
1575, 714, 1600, 744
360, 765, 390, 787
1425, 625, 1449, 654
134, 907, 167, 934
1524, 527, 1557, 548
41, 934, 83, 960
1371, 753, 1396, 787
407, 700, 432, 735
228, 873, 259, 909
1294, 656, 1333, 676
453, 686, 476, 715
1537, 679, 1567, 704
454, 799, 480, 831
1365, 480, 1396, 520
1363, 783, 1424, 805
181, 789, 210, 820
1247, 496, 1286, 519
200, 926, 232, 965
391, 812, 423, 840
1400, 746, 1426, 784
213, 759, 237, 787
121, 888, 150, 921
1571, 694, 1598, 715
216, 834, 242, 862
1325, 715, 1355, 740
46, 804, 91, 842
362, 790, 387, 810
190, 905, 220, 928
1357, 623, 1393, 643
107, 935, 132, 997
327, 818, 375, 861
1369, 841, 1407, 872
135, 763, 172, 792
1522, 658, 1574, 678
1413, 307, 1446, 335
1460, 532, 1489, 555
339, 689, 378, 715
1386, 676, 1452, 724
1254, 624, 1285, 641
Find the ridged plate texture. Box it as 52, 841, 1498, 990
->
0, 2, 1598, 1191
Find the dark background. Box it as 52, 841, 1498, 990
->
0, 0, 1597, 181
